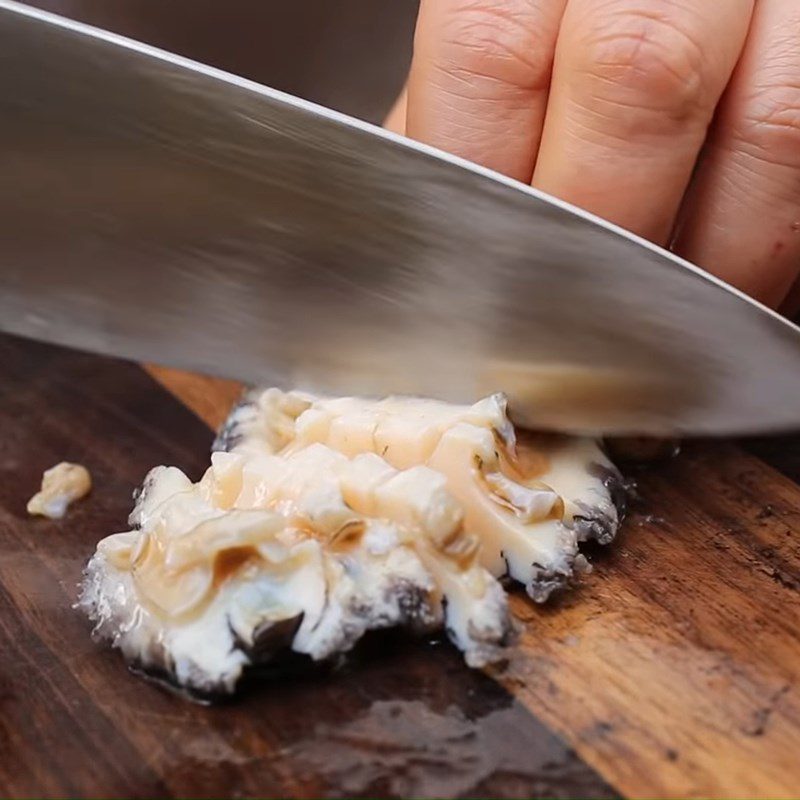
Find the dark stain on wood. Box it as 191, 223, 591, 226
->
0, 334, 616, 799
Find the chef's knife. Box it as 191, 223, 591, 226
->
2, 0, 800, 436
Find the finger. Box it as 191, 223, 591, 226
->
533, 0, 753, 244
673, 0, 800, 308
384, 85, 408, 134
406, 0, 567, 182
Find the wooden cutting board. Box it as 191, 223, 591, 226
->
1, 333, 799, 799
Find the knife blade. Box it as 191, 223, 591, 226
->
2, 0, 800, 436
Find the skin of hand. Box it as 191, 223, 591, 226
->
385, 0, 800, 312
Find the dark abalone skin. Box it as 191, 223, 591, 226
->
570, 462, 629, 546
526, 564, 573, 603
234, 613, 305, 662
591, 462, 630, 520
378, 580, 441, 635
572, 508, 618, 546
212, 390, 257, 453
467, 616, 518, 649
212, 404, 248, 453
79, 552, 458, 698
522, 460, 629, 600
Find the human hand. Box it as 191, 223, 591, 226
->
386, 0, 800, 311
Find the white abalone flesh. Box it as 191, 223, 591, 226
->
28, 462, 92, 519
79, 390, 624, 696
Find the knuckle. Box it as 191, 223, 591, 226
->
432, 0, 555, 93
573, 7, 711, 131
733, 81, 800, 170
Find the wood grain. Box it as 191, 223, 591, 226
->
494, 445, 800, 798
148, 361, 800, 799
0, 334, 615, 799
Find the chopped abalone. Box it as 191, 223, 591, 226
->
28, 462, 92, 519
80, 390, 624, 696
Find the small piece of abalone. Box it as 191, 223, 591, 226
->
80, 390, 623, 696
28, 462, 91, 519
